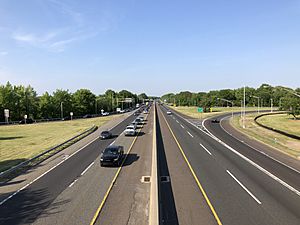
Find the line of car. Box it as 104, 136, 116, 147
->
99, 108, 148, 167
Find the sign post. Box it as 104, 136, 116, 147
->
70, 112, 73, 120
4, 109, 9, 124
197, 107, 203, 120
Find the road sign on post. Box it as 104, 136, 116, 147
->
197, 107, 203, 113
70, 112, 73, 120
197, 107, 203, 120
24, 115, 27, 124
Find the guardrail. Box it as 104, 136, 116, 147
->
0, 125, 98, 179
254, 112, 300, 140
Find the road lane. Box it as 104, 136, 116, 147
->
159, 105, 300, 225
94, 106, 153, 225
0, 112, 140, 225
157, 106, 218, 225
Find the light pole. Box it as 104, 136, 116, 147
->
240, 100, 243, 118
95, 99, 97, 114
60, 102, 64, 119
243, 86, 246, 128
217, 98, 234, 118
283, 88, 300, 98
251, 95, 260, 114
271, 98, 273, 113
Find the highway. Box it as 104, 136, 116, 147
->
159, 104, 300, 225
0, 108, 150, 225
0, 102, 300, 225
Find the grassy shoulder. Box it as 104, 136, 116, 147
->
231, 113, 300, 159
0, 115, 119, 172
169, 106, 273, 119
257, 114, 300, 137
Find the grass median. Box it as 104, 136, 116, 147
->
0, 115, 119, 172
231, 113, 300, 159
257, 114, 300, 137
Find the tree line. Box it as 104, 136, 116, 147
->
0, 82, 149, 122
161, 84, 300, 117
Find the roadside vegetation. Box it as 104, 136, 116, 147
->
170, 106, 273, 119
0, 81, 149, 122
161, 83, 300, 118
231, 113, 300, 159
0, 115, 118, 172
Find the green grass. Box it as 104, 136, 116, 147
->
231, 113, 300, 158
257, 114, 300, 137
0, 115, 118, 172
170, 106, 273, 119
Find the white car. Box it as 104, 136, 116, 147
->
167, 111, 172, 115
124, 125, 136, 136
138, 116, 144, 123
102, 112, 109, 116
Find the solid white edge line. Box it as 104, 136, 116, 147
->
166, 107, 300, 198
0, 113, 134, 206
109, 140, 116, 146
226, 170, 262, 204
219, 116, 300, 175
69, 178, 78, 188
81, 162, 95, 176
200, 143, 212, 155
187, 131, 194, 138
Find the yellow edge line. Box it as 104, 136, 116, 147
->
89, 112, 150, 225
159, 107, 223, 225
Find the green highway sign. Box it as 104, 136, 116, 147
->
197, 107, 203, 113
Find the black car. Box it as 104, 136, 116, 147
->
100, 130, 113, 139
100, 145, 124, 166
211, 119, 220, 123
19, 118, 35, 124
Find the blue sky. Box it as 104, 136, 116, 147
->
0, 0, 300, 96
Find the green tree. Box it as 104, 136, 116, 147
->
52, 89, 73, 118
73, 89, 96, 116
39, 92, 55, 118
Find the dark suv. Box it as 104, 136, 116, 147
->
100, 145, 124, 167
100, 130, 113, 139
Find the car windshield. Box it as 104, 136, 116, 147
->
101, 131, 109, 135
103, 147, 118, 155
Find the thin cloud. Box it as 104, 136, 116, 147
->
48, 0, 84, 27
12, 32, 57, 44
0, 51, 8, 56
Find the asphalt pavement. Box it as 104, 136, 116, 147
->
0, 112, 141, 225
160, 104, 300, 225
